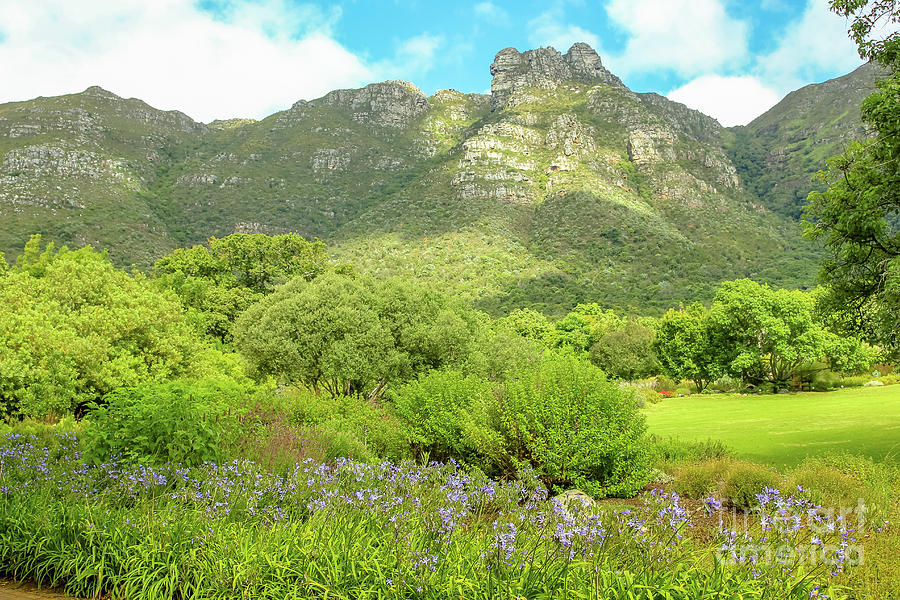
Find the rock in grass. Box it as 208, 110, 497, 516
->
553, 489, 596, 517
864, 380, 885, 387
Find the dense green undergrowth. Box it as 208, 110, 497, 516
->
0, 431, 876, 600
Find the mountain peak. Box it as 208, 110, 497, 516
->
303, 80, 429, 128
81, 86, 121, 99
489, 43, 625, 109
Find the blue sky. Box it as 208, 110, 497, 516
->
0, 0, 866, 125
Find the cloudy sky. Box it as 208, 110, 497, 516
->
0, 0, 866, 126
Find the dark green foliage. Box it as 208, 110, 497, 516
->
495, 352, 651, 497
390, 369, 499, 467
726, 63, 883, 221
803, 73, 900, 355
233, 272, 478, 399
653, 303, 721, 392
800, 1, 900, 355
589, 318, 659, 380
82, 378, 246, 466
831, 0, 900, 67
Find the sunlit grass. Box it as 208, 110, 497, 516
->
644, 385, 900, 467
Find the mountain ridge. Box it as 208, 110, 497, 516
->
0, 44, 882, 314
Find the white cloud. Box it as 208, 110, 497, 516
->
528, 16, 602, 54
373, 33, 445, 83
0, 0, 373, 122
757, 0, 864, 92
474, 2, 509, 25
667, 75, 781, 126
604, 0, 749, 77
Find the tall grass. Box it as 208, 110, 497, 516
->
0, 432, 867, 599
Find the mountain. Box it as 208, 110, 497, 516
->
726, 62, 884, 219
0, 45, 883, 314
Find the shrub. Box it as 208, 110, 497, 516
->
651, 436, 733, 471
671, 459, 733, 499
651, 376, 678, 392
880, 372, 900, 385
625, 384, 663, 407
390, 369, 499, 468
0, 239, 207, 419
83, 378, 246, 466
273, 387, 412, 463
231, 396, 332, 472
787, 454, 899, 522
721, 462, 782, 509
787, 460, 865, 510
496, 352, 651, 497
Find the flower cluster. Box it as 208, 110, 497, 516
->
713, 486, 865, 579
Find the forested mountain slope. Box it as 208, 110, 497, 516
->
726, 62, 883, 219
0, 44, 882, 314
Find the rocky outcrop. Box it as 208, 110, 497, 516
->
317, 81, 429, 128
490, 43, 626, 109
546, 114, 597, 157
638, 93, 723, 142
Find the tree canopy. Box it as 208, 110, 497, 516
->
803, 0, 900, 355
0, 237, 206, 418
154, 233, 330, 340
653, 303, 721, 392
233, 271, 480, 400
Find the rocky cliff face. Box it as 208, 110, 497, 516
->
490, 43, 626, 109
315, 81, 429, 128
0, 87, 207, 264
0, 43, 867, 314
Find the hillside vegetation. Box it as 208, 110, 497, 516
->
0, 44, 882, 314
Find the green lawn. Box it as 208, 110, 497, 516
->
644, 385, 900, 467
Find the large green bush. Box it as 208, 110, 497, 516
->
288, 389, 412, 463
589, 318, 659, 380
0, 237, 208, 418
83, 378, 246, 466
390, 369, 500, 468
496, 352, 651, 497
233, 272, 478, 400
154, 232, 330, 341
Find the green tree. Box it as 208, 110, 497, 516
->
830, 0, 900, 67
653, 303, 720, 392
589, 318, 659, 380
803, 0, 900, 355
233, 272, 477, 400
155, 233, 330, 341
391, 369, 500, 467
554, 303, 623, 352
0, 252, 7, 277
708, 279, 871, 390
498, 308, 556, 345
0, 237, 205, 418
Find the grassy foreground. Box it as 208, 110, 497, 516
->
644, 385, 900, 466
0, 431, 868, 600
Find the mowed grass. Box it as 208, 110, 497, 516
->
644, 385, 900, 467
